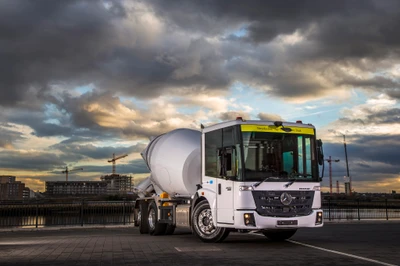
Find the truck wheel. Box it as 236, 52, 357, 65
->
139, 202, 149, 234
192, 200, 230, 243
148, 201, 167, 236
262, 229, 297, 241
164, 225, 175, 235
133, 208, 139, 226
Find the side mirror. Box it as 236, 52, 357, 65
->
317, 139, 324, 179
218, 146, 237, 179
317, 139, 324, 165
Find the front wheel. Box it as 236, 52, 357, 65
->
262, 229, 297, 241
191, 200, 229, 243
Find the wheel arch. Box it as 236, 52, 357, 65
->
191, 193, 206, 227
190, 199, 229, 242
194, 188, 217, 227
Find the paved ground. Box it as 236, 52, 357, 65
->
0, 222, 399, 266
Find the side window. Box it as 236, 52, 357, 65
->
218, 126, 239, 180
205, 126, 241, 180
205, 129, 222, 177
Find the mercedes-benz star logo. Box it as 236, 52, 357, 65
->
280, 192, 293, 205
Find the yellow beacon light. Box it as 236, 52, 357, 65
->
160, 192, 169, 199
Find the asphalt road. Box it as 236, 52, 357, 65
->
0, 222, 399, 266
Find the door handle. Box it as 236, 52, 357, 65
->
218, 183, 221, 195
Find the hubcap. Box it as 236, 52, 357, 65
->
148, 208, 155, 230
197, 209, 215, 235
137, 210, 141, 224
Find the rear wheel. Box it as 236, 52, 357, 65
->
192, 200, 229, 243
139, 202, 149, 234
262, 229, 297, 241
148, 201, 167, 236
133, 208, 139, 226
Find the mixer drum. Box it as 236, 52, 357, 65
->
141, 128, 201, 196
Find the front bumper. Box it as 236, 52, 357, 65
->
233, 209, 324, 230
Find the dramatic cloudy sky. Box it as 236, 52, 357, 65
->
1, 0, 399, 193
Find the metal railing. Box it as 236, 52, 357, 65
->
1, 199, 399, 228
0, 199, 136, 228
322, 199, 400, 221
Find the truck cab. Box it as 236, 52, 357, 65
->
193, 118, 324, 241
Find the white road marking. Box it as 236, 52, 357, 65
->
175, 246, 222, 252
250, 233, 397, 266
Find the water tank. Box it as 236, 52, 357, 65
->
141, 128, 201, 197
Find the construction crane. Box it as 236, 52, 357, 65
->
62, 166, 83, 182
108, 153, 128, 175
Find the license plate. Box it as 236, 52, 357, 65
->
277, 220, 298, 225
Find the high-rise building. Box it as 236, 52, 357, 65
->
100, 174, 133, 195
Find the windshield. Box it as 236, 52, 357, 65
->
242, 129, 318, 182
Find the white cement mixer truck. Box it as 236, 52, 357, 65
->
134, 118, 325, 242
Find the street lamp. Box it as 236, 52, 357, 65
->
325, 156, 340, 195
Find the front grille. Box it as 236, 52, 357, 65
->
252, 191, 314, 217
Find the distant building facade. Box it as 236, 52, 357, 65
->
45, 181, 108, 196
0, 175, 16, 183
100, 174, 133, 195
0, 181, 25, 201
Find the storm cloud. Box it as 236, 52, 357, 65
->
2, 0, 400, 109
1, 0, 400, 192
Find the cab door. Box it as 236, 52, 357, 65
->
216, 179, 234, 224
204, 126, 239, 225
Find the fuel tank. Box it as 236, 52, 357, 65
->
141, 128, 201, 197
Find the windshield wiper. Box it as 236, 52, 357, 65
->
253, 176, 279, 188
284, 173, 313, 188
284, 179, 296, 188
290, 173, 313, 178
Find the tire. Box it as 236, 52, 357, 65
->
139, 202, 149, 234
148, 201, 167, 236
133, 208, 139, 227
191, 200, 230, 243
262, 229, 297, 241
164, 224, 176, 235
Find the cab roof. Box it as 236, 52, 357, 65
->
201, 118, 315, 133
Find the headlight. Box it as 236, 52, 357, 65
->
312, 186, 321, 191
244, 213, 256, 226
315, 211, 323, 225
